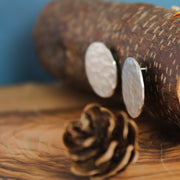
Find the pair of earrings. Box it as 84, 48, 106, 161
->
85, 42, 145, 119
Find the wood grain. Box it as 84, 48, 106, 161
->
0, 83, 179, 180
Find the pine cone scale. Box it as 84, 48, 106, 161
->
91, 145, 134, 180
70, 148, 98, 162
95, 141, 118, 166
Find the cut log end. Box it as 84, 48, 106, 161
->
177, 77, 180, 103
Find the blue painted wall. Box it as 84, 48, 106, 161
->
0, 0, 179, 85
0, 0, 53, 85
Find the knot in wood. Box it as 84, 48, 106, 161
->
63, 103, 138, 179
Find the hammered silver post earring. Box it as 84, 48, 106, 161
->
122, 57, 145, 118
85, 42, 118, 98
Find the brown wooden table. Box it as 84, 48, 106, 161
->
0, 83, 179, 180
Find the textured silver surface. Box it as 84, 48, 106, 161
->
85, 42, 117, 98
122, 57, 145, 118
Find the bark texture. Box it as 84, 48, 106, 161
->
34, 0, 180, 127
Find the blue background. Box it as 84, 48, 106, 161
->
0, 0, 179, 85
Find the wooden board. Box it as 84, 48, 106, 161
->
0, 83, 179, 180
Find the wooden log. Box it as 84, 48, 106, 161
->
0, 83, 179, 180
34, 0, 180, 127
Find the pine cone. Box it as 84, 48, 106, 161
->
63, 104, 138, 180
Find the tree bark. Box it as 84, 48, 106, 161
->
34, 0, 180, 127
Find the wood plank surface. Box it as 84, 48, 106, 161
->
0, 83, 179, 180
